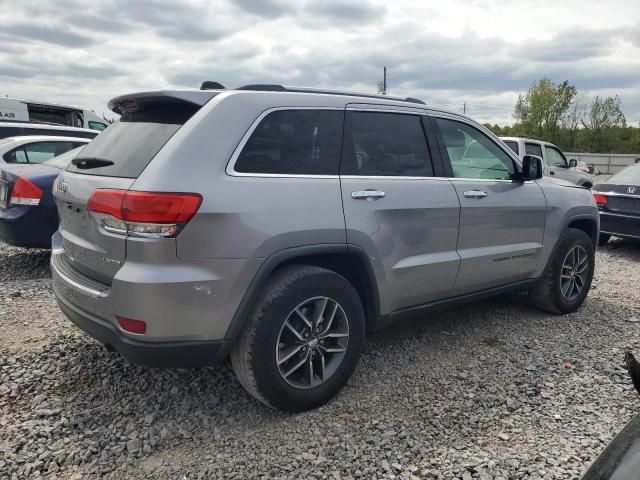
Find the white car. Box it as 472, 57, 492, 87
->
0, 136, 91, 165
500, 136, 593, 187
0, 97, 108, 131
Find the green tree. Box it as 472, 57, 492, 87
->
514, 78, 577, 143
581, 95, 626, 151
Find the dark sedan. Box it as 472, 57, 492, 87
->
592, 163, 640, 246
0, 147, 81, 248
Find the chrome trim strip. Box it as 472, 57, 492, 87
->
595, 191, 640, 199
599, 211, 640, 219
51, 255, 109, 299
340, 175, 449, 181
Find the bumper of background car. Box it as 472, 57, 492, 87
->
0, 205, 57, 248
600, 211, 640, 240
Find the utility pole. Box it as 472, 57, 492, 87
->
463, 101, 466, 114
377, 66, 388, 95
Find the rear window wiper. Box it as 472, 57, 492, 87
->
71, 157, 115, 169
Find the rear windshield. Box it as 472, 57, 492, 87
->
66, 103, 199, 178
45, 146, 85, 169
503, 140, 518, 155
608, 165, 640, 184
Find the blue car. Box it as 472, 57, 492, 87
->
0, 147, 82, 248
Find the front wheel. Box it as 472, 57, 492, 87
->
231, 265, 365, 412
529, 228, 595, 314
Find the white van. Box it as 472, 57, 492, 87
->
0, 97, 109, 131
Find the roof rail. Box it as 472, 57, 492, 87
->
235, 84, 426, 105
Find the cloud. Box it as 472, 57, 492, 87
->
2, 22, 95, 47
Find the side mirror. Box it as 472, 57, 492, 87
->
522, 155, 543, 180
569, 158, 578, 168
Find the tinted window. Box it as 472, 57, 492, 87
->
503, 140, 519, 155
435, 117, 514, 180
545, 145, 567, 168
25, 141, 76, 163
235, 110, 343, 175
3, 147, 28, 163
342, 111, 432, 176
67, 104, 199, 178
525, 143, 543, 157
44, 146, 85, 169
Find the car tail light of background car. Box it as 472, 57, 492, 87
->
593, 193, 608, 206
10, 177, 44, 206
87, 189, 202, 238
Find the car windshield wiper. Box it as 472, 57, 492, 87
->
71, 157, 114, 169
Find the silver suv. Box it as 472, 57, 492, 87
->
51, 85, 599, 412
500, 136, 593, 187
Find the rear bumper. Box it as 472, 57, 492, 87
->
56, 291, 232, 368
0, 205, 57, 248
600, 211, 640, 239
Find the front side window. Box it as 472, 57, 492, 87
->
435, 117, 515, 180
342, 111, 432, 176
525, 142, 543, 158
545, 146, 568, 168
234, 110, 343, 175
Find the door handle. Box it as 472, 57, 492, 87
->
352, 190, 386, 200
463, 190, 488, 199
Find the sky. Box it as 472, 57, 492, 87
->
1, 0, 639, 125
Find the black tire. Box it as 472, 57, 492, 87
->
529, 228, 595, 314
231, 265, 365, 412
598, 234, 611, 247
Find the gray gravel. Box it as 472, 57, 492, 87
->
1, 239, 640, 479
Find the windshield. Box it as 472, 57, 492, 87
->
608, 164, 640, 184
44, 146, 85, 169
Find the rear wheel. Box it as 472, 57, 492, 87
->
598, 234, 611, 247
529, 228, 595, 314
231, 265, 365, 412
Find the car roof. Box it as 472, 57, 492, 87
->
1, 135, 91, 143
500, 136, 556, 146
0, 121, 96, 133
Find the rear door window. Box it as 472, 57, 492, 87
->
341, 111, 433, 177
234, 110, 343, 175
525, 143, 543, 158
67, 104, 199, 178
25, 141, 76, 163
503, 140, 519, 155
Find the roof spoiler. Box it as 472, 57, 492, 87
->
108, 90, 219, 115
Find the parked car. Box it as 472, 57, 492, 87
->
0, 122, 100, 141
592, 163, 640, 245
0, 97, 108, 131
0, 147, 83, 248
0, 135, 90, 166
50, 85, 599, 412
500, 136, 593, 187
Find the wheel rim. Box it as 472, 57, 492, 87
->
560, 245, 589, 301
275, 296, 349, 390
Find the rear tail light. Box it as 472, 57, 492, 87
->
88, 189, 202, 238
593, 193, 608, 205
10, 177, 43, 206
116, 316, 147, 334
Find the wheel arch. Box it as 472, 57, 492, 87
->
224, 244, 381, 340
567, 216, 598, 247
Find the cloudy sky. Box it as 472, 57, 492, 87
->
1, 0, 639, 124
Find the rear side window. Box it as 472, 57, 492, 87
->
3, 147, 28, 163
525, 142, 543, 157
503, 140, 519, 155
234, 110, 343, 175
88, 121, 108, 131
67, 103, 199, 178
342, 111, 433, 177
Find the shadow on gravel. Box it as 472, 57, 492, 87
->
0, 245, 51, 282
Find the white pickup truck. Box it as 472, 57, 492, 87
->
500, 136, 593, 187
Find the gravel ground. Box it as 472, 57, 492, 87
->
1, 239, 640, 479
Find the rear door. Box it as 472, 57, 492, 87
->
431, 115, 547, 295
340, 107, 461, 313
53, 98, 209, 284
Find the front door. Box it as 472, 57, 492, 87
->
544, 144, 574, 183
340, 108, 461, 313
432, 115, 547, 296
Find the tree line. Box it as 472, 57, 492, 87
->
484, 78, 640, 154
